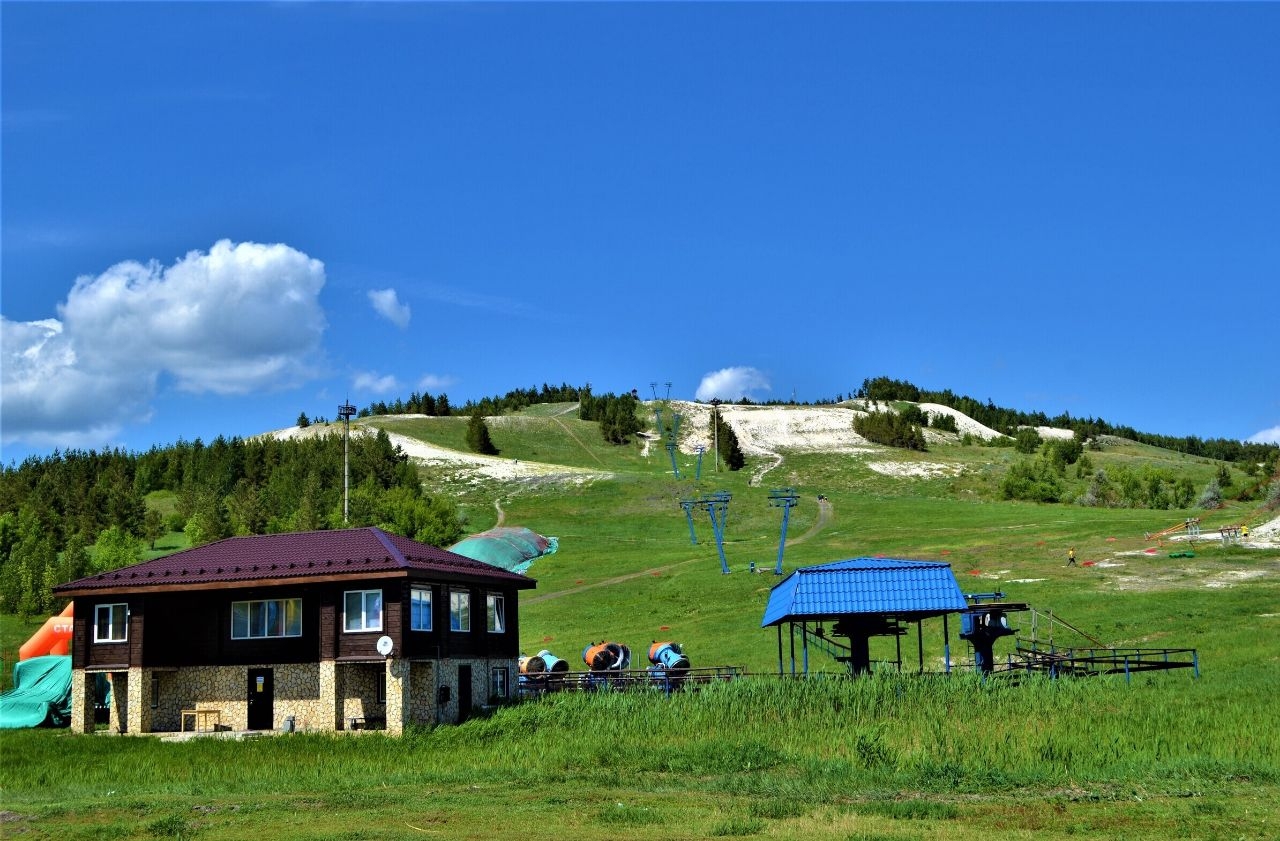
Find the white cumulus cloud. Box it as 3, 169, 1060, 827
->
695, 366, 771, 402
1, 240, 326, 447
417, 373, 455, 391
1247, 425, 1280, 444
368, 288, 410, 329
353, 371, 400, 394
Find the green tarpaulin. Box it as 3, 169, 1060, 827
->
0, 655, 72, 729
449, 526, 558, 574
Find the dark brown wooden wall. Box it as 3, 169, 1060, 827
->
72, 574, 524, 669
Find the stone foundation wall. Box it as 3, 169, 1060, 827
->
66, 655, 517, 734
149, 664, 323, 732
341, 663, 386, 726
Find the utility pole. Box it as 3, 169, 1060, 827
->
338, 400, 357, 524
709, 398, 722, 473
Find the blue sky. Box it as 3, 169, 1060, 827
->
3, 2, 1277, 464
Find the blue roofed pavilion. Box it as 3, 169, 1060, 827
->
762, 558, 967, 626
761, 558, 968, 675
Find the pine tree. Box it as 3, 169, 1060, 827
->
466, 412, 499, 455
712, 408, 746, 471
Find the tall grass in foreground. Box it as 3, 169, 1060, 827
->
4, 674, 1274, 805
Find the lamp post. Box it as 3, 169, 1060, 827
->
709, 398, 722, 473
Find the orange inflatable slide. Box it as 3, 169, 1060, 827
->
19, 604, 74, 660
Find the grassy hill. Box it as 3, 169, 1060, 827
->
4, 400, 1277, 840
354, 402, 1275, 677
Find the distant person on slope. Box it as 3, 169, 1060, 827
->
1067, 547, 1076, 566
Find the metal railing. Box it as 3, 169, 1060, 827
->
517, 665, 744, 698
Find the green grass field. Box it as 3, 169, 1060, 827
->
3, 405, 1277, 839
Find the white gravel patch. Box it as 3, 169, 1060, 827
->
670, 401, 875, 457
261, 423, 610, 484
916, 403, 1006, 440
1204, 569, 1269, 588
867, 461, 961, 478
1028, 425, 1077, 440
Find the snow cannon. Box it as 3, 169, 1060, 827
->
648, 641, 689, 670
518, 654, 548, 675
537, 649, 569, 673
582, 641, 631, 671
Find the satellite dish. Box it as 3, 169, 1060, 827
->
376, 635, 393, 657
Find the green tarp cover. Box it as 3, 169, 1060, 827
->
0, 654, 72, 729
449, 526, 558, 574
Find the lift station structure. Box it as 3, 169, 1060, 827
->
763, 559, 1200, 681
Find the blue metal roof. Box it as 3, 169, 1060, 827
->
761, 558, 967, 627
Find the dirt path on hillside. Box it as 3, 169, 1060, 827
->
523, 557, 705, 605
552, 416, 606, 467
786, 497, 832, 546
493, 498, 506, 527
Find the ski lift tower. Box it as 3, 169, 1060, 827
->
679, 492, 732, 573
665, 411, 682, 478
768, 488, 800, 575
338, 399, 357, 524
695, 446, 706, 480
704, 492, 732, 574
679, 498, 700, 545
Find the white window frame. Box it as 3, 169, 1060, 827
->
491, 666, 510, 700
449, 589, 471, 632
231, 598, 303, 640
410, 586, 433, 632
344, 589, 383, 633
486, 593, 505, 634
93, 603, 128, 643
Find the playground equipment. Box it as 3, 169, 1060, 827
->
1145, 517, 1200, 542
767, 488, 800, 575
679, 492, 733, 573
19, 603, 74, 660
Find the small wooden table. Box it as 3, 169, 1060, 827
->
181, 709, 221, 732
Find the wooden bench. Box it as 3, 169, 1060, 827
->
348, 716, 385, 731
181, 709, 221, 732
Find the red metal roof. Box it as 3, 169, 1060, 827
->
54, 527, 536, 594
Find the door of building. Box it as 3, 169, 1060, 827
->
247, 667, 274, 730
457, 664, 472, 723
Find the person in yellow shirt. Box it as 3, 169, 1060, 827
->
1067, 547, 1076, 566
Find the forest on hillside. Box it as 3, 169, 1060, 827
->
854, 376, 1278, 466
0, 431, 461, 618
5, 375, 1276, 617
